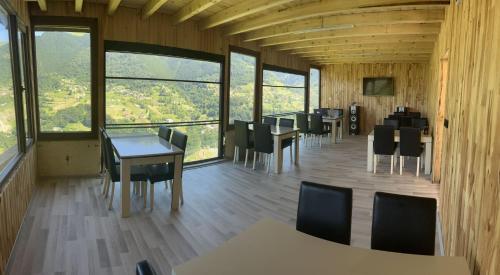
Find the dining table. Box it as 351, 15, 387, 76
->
367, 129, 433, 175
172, 218, 470, 275
322, 115, 344, 143
110, 134, 184, 218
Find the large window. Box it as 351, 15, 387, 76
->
262, 65, 307, 118
32, 17, 97, 139
105, 41, 224, 163
0, 9, 18, 171
309, 67, 320, 113
18, 28, 32, 143
228, 48, 258, 124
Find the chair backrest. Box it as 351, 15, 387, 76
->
169, 130, 188, 174
279, 118, 294, 128
394, 111, 406, 117
263, 116, 277, 126
373, 125, 395, 155
103, 135, 120, 182
408, 112, 421, 118
411, 118, 428, 130
136, 260, 157, 275
313, 109, 321, 115
296, 113, 309, 133
399, 127, 422, 157
234, 120, 251, 148
296, 181, 352, 245
158, 125, 172, 141
399, 116, 413, 127
309, 114, 324, 135
371, 192, 437, 255
383, 118, 399, 130
253, 123, 273, 154
388, 114, 397, 120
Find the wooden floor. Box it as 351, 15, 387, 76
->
6, 135, 440, 275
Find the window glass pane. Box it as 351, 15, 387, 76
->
229, 52, 256, 124
262, 86, 305, 116
35, 29, 91, 132
263, 70, 305, 87
309, 68, 320, 113
106, 52, 221, 82
0, 11, 19, 170
18, 30, 30, 140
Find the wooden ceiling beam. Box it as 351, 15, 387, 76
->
243, 9, 445, 41
75, 0, 83, 12
172, 0, 224, 24
37, 0, 47, 11
317, 59, 429, 64
107, 0, 122, 15
199, 0, 294, 30
225, 0, 449, 35
299, 49, 434, 59
311, 55, 431, 63
141, 0, 170, 19
276, 34, 438, 51
290, 42, 435, 54
260, 23, 441, 47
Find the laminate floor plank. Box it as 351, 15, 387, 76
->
6, 136, 440, 275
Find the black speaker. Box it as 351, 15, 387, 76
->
349, 105, 361, 135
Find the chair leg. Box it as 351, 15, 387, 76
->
108, 181, 115, 210
244, 149, 249, 167
253, 151, 257, 170
102, 171, 109, 195
150, 183, 155, 210
400, 156, 403, 175
320, 135, 323, 148
180, 183, 184, 205
289, 146, 293, 163
142, 181, 147, 208
267, 154, 271, 174
390, 155, 394, 175
373, 155, 377, 174
416, 157, 420, 177
233, 146, 237, 164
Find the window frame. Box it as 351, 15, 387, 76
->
261, 63, 309, 118
103, 40, 226, 164
31, 16, 98, 140
309, 65, 321, 113
227, 45, 260, 129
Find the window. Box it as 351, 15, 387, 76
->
0, 9, 18, 172
309, 67, 320, 113
32, 17, 97, 139
105, 41, 224, 163
228, 48, 258, 124
262, 65, 307, 118
17, 28, 32, 143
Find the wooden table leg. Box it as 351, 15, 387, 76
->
339, 119, 343, 140
294, 131, 300, 165
274, 135, 282, 174
171, 154, 183, 210
120, 159, 131, 218
332, 121, 338, 144
367, 139, 374, 172
425, 141, 432, 175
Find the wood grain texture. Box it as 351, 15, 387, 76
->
0, 147, 37, 275
425, 1, 500, 274
6, 136, 442, 275
320, 63, 428, 134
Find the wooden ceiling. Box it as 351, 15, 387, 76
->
33, 0, 450, 64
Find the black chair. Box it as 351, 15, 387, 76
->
263, 116, 277, 126
399, 127, 424, 176
136, 260, 157, 275
296, 181, 352, 245
399, 116, 413, 128
408, 112, 421, 118
371, 192, 437, 255
411, 118, 428, 131
383, 118, 399, 130
310, 114, 330, 147
102, 135, 149, 210
388, 114, 397, 120
253, 123, 274, 173
158, 125, 172, 141
373, 125, 397, 174
147, 130, 188, 209
296, 113, 311, 145
279, 118, 295, 162
234, 120, 254, 167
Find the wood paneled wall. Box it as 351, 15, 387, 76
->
30, 2, 311, 171
0, 146, 37, 275
320, 63, 428, 134
426, 1, 500, 274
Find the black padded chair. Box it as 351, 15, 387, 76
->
296, 181, 352, 245
136, 260, 157, 275
296, 113, 311, 145
147, 130, 188, 209
102, 135, 149, 210
371, 192, 437, 255
388, 114, 397, 120
408, 112, 421, 118
383, 118, 399, 130
373, 125, 397, 174
399, 127, 424, 176
263, 116, 277, 126
253, 123, 274, 173
412, 118, 428, 131
279, 118, 295, 162
158, 125, 172, 141
234, 120, 254, 167
399, 116, 413, 128
310, 114, 330, 147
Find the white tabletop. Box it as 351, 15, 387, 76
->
173, 219, 470, 275
248, 124, 299, 136
111, 135, 184, 159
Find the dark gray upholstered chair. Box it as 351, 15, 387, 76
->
253, 123, 274, 173
399, 127, 424, 176
310, 114, 330, 147
279, 118, 295, 162
296, 113, 311, 146
234, 120, 254, 167
373, 125, 397, 174
263, 116, 277, 126
158, 125, 172, 141
383, 118, 399, 130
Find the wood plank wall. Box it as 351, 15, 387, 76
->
30, 2, 311, 173
320, 63, 428, 134
425, 1, 500, 274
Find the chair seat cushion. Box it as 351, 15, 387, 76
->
147, 163, 173, 183
400, 146, 424, 157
